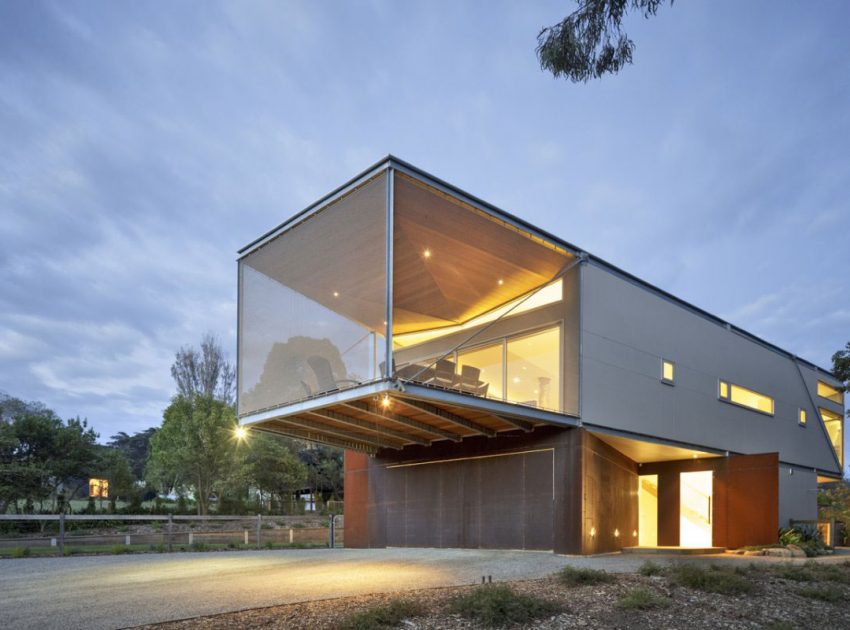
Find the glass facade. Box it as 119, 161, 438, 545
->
238, 174, 387, 416
818, 381, 844, 405
238, 167, 580, 418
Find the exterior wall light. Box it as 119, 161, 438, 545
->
590, 526, 596, 538
614, 528, 620, 538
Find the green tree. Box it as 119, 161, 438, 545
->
0, 394, 99, 512
832, 342, 850, 392
147, 395, 238, 515
97, 447, 135, 512
537, 0, 670, 82
108, 428, 157, 480
242, 433, 307, 512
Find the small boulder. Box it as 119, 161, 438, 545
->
765, 548, 792, 558
743, 549, 765, 556
785, 544, 807, 558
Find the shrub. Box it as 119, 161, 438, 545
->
10, 546, 31, 558
637, 560, 665, 577
110, 545, 128, 554
191, 542, 209, 552
449, 585, 560, 628
265, 540, 275, 549
616, 588, 670, 610
557, 566, 615, 587
668, 563, 753, 595
796, 585, 844, 602
338, 599, 424, 630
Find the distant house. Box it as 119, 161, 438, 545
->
236, 156, 844, 554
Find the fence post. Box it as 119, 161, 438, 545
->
125, 534, 131, 546
59, 512, 65, 555
188, 531, 193, 546
167, 514, 173, 552
256, 514, 261, 549
329, 514, 334, 549
244, 529, 249, 545
289, 528, 293, 544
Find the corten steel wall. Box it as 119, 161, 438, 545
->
640, 453, 779, 548
344, 425, 585, 553
342, 427, 643, 555
580, 431, 639, 554
343, 451, 370, 548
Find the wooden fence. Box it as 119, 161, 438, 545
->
0, 514, 344, 553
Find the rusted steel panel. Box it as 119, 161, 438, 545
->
343, 451, 370, 548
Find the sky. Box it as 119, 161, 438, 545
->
1, 0, 848, 442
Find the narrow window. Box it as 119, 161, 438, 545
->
820, 408, 844, 468
798, 409, 807, 426
661, 359, 675, 385
817, 381, 844, 405
718, 380, 774, 415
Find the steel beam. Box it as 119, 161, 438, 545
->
398, 399, 497, 438
278, 416, 402, 450
493, 414, 534, 433
342, 401, 463, 443
307, 408, 429, 446
266, 422, 378, 454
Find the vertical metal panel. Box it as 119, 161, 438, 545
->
385, 167, 394, 376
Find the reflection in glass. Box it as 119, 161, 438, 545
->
457, 343, 503, 400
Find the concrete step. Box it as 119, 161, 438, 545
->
621, 546, 726, 555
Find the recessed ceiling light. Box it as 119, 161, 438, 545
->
497, 278, 504, 286
423, 248, 431, 258
333, 291, 339, 297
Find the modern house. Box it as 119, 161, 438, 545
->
236, 156, 845, 554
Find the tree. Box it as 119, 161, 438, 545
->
97, 448, 135, 512
108, 428, 157, 480
832, 342, 850, 393
241, 433, 307, 512
146, 395, 238, 515
537, 0, 670, 82
0, 395, 99, 513
171, 333, 236, 406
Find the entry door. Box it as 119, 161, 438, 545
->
680, 471, 712, 547
638, 475, 658, 547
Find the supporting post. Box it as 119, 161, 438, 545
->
385, 165, 394, 378
329, 514, 335, 549
244, 529, 249, 545
188, 531, 193, 546
167, 513, 173, 552
59, 512, 65, 556
125, 534, 131, 547
256, 514, 261, 549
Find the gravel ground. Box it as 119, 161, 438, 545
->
136, 564, 850, 630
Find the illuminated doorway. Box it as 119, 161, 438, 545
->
680, 471, 712, 547
638, 475, 658, 547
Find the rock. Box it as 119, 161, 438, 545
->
765, 548, 792, 557
743, 549, 765, 556
785, 544, 807, 558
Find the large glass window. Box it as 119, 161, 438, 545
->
820, 407, 844, 468
507, 327, 561, 411
238, 173, 387, 416
718, 380, 774, 415
818, 381, 844, 405
457, 343, 503, 400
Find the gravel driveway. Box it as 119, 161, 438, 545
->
2, 547, 844, 630
0, 548, 661, 629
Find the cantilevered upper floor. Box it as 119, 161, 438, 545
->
237, 156, 845, 478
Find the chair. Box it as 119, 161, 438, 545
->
430, 359, 457, 389
307, 355, 359, 392
459, 364, 489, 397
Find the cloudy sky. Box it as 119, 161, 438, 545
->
1, 1, 848, 441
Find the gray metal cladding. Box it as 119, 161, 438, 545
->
580, 263, 841, 475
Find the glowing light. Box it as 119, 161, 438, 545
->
89, 478, 109, 499
614, 528, 620, 538
590, 526, 596, 538
423, 248, 431, 259
497, 278, 504, 285
234, 426, 248, 441
381, 394, 391, 408
333, 291, 339, 297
